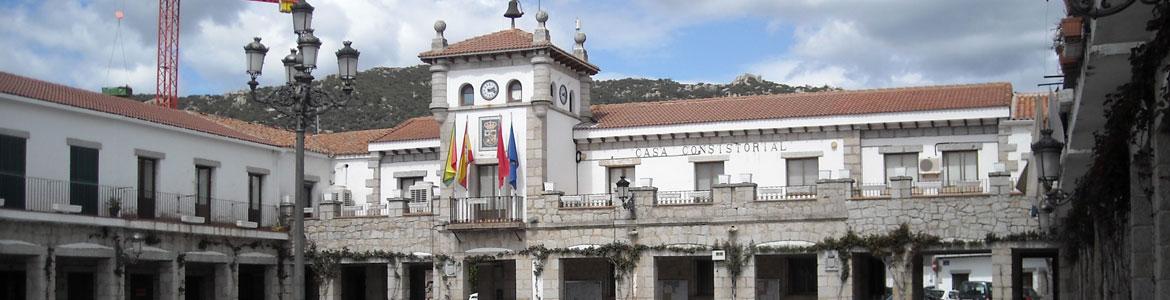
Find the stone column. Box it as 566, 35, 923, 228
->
630, 187, 657, 220
623, 253, 655, 300
540, 257, 562, 300
990, 246, 1013, 300
159, 259, 183, 300
889, 176, 913, 199
516, 256, 534, 300
366, 153, 384, 214
26, 250, 53, 300
816, 250, 851, 300
527, 54, 553, 198
713, 254, 755, 300
816, 179, 853, 218
1155, 117, 1170, 300
318, 200, 341, 220
538, 191, 564, 223
214, 262, 238, 300
264, 265, 280, 300
386, 262, 404, 300
320, 278, 342, 300
429, 63, 449, 112
578, 73, 594, 121
842, 131, 863, 182
989, 171, 1013, 195
96, 257, 124, 299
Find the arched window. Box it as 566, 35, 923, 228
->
569, 90, 575, 112
507, 80, 523, 102
460, 84, 474, 106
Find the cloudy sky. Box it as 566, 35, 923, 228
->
1, 0, 1065, 96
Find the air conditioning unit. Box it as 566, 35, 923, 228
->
920, 158, 942, 174
409, 182, 434, 203
328, 185, 354, 205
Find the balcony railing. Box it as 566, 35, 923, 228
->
450, 196, 522, 224
757, 185, 817, 201
911, 180, 988, 196
852, 182, 891, 198
0, 174, 278, 227
405, 200, 433, 215
656, 190, 712, 205
560, 193, 613, 208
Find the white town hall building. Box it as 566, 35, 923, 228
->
0, 4, 1058, 300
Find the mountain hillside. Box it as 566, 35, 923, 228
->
154, 66, 836, 132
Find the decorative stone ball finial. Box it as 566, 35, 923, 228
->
576, 31, 587, 44
536, 10, 549, 26
434, 20, 447, 37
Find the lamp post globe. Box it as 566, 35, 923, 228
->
291, 0, 315, 33
282, 49, 300, 85
297, 29, 323, 70
1030, 129, 1065, 185
244, 37, 268, 76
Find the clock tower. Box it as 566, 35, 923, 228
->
421, 8, 599, 202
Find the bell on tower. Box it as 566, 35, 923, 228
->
504, 0, 524, 28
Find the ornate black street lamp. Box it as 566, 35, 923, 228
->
242, 1, 359, 298
615, 176, 635, 219
1031, 129, 1069, 213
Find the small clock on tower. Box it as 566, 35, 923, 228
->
481, 80, 499, 101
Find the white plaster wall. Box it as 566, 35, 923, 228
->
860, 134, 1000, 185
447, 64, 532, 107
331, 157, 373, 205
546, 110, 578, 194
1006, 123, 1034, 179
445, 106, 529, 196
576, 138, 844, 194
379, 160, 441, 201
0, 96, 333, 211
548, 66, 582, 113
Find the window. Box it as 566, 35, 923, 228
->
137, 157, 157, 218
460, 84, 474, 106
607, 166, 635, 193
507, 80, 522, 102
786, 158, 819, 186
70, 146, 99, 215
302, 181, 315, 207
196, 166, 213, 218
943, 150, 978, 185
0, 134, 26, 209
694, 162, 724, 191
248, 173, 263, 222
399, 176, 424, 199
883, 153, 919, 182
474, 164, 498, 198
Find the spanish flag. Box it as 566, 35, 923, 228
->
456, 121, 475, 188
441, 122, 458, 186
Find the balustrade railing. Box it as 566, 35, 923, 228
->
757, 185, 817, 201
655, 190, 712, 205
0, 174, 277, 227
852, 182, 892, 198
559, 193, 613, 208
911, 180, 989, 196
450, 196, 522, 224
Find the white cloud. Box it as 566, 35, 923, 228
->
1, 0, 1066, 95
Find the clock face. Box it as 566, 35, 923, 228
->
559, 85, 568, 105
480, 80, 499, 100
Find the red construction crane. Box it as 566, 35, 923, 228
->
153, 0, 294, 109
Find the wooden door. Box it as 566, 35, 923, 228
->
70, 146, 99, 215
0, 135, 25, 209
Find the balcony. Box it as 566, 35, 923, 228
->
0, 174, 279, 229
559, 193, 613, 208
447, 196, 524, 231
756, 185, 817, 201
655, 190, 712, 205
850, 179, 996, 199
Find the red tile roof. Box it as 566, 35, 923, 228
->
1012, 93, 1049, 121
418, 29, 599, 74
1, 71, 390, 156
0, 71, 281, 147
420, 29, 541, 58
585, 82, 1014, 129
372, 116, 440, 143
